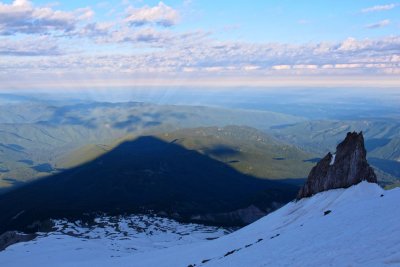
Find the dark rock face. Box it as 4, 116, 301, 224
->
298, 132, 377, 199
0, 231, 36, 251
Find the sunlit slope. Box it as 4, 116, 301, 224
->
270, 119, 400, 154
370, 136, 400, 161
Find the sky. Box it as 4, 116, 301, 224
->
0, 0, 400, 89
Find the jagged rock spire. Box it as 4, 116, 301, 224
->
297, 131, 377, 199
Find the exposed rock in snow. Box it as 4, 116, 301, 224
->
0, 231, 36, 251
0, 214, 231, 265
298, 131, 377, 199
190, 205, 267, 225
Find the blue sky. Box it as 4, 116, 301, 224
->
0, 0, 399, 88
21, 0, 400, 42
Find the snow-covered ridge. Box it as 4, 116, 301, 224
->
1, 182, 399, 266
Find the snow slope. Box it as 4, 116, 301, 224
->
1, 182, 399, 266
0, 215, 231, 266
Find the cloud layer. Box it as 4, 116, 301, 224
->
2, 36, 399, 76
0, 0, 399, 88
0, 36, 61, 56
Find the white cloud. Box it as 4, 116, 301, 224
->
292, 64, 318, 69
0, 1, 398, 88
78, 22, 114, 37
321, 64, 334, 69
0, 7, 399, 86
112, 27, 173, 44
3, 35, 400, 76
242, 65, 260, 71
125, 2, 179, 27
337, 36, 400, 52
361, 4, 397, 13
365, 19, 390, 29
271, 65, 291, 70
334, 64, 363, 69
338, 37, 367, 51
0, 36, 61, 56
93, 26, 209, 48
0, 0, 93, 35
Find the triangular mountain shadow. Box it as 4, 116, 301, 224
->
0, 136, 298, 233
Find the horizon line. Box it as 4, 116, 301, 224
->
1, 76, 400, 90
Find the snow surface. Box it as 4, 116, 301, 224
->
0, 215, 231, 266
330, 153, 336, 165
1, 182, 399, 267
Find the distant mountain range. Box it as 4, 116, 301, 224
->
1, 100, 398, 192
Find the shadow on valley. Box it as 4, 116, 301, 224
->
202, 145, 240, 157
369, 157, 400, 177
0, 136, 299, 234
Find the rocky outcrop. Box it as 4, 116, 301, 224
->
298, 131, 377, 199
190, 205, 270, 225
0, 231, 36, 251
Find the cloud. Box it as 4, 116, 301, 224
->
2, 35, 400, 79
361, 4, 397, 13
0, 0, 199, 47
125, 2, 179, 27
365, 19, 390, 29
109, 27, 171, 44
0, 0, 93, 35
87, 26, 209, 48
272, 65, 291, 70
78, 22, 114, 37
0, 2, 398, 88
0, 36, 61, 56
